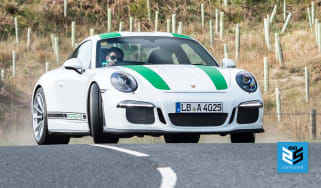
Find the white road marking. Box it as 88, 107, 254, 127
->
91, 144, 150, 157
157, 167, 177, 188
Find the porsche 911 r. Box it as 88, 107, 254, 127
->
31, 32, 264, 144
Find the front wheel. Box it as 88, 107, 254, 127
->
32, 87, 70, 145
230, 132, 255, 143
89, 83, 119, 144
164, 134, 200, 143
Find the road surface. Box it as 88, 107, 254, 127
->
0, 143, 320, 188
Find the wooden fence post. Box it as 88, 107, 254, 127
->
315, 19, 319, 44
50, 34, 55, 54
318, 23, 321, 52
137, 22, 141, 32
312, 1, 315, 24
1, 69, 4, 81
305, 66, 310, 103
54, 37, 59, 64
235, 23, 240, 61
264, 57, 269, 93
275, 33, 284, 66
270, 5, 277, 24
178, 22, 183, 34
281, 13, 292, 34
209, 20, 213, 48
90, 28, 95, 36
283, 0, 287, 22
215, 9, 219, 34
308, 8, 313, 32
220, 11, 224, 39
107, 8, 111, 32
146, 0, 151, 21
45, 62, 49, 72
15, 17, 18, 45
172, 14, 176, 33
12, 51, 16, 78
64, 0, 67, 17
224, 0, 228, 9
311, 109, 316, 139
201, 3, 204, 28
27, 27, 31, 50
264, 18, 271, 50
155, 11, 159, 32
276, 88, 281, 122
129, 17, 133, 32
71, 21, 75, 48
224, 43, 229, 59
167, 19, 171, 33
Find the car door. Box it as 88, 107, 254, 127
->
59, 40, 94, 116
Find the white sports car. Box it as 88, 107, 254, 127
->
32, 32, 264, 145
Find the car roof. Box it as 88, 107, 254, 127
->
82, 32, 194, 43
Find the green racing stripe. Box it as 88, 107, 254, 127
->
124, 65, 170, 90
171, 33, 192, 39
99, 32, 121, 39
196, 65, 228, 90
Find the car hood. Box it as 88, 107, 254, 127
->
108, 65, 231, 92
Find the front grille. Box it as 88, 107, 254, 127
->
237, 107, 259, 124
168, 113, 228, 126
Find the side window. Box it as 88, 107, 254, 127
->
71, 48, 79, 58
77, 41, 92, 69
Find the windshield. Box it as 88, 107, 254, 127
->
96, 36, 218, 68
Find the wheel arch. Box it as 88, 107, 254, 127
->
31, 84, 43, 111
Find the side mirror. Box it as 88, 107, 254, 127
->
222, 58, 236, 68
63, 58, 84, 74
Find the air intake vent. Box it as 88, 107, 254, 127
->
237, 107, 259, 124
168, 113, 227, 126
157, 108, 166, 124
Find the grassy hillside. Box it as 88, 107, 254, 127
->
0, 0, 321, 143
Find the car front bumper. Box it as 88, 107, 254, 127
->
101, 90, 264, 135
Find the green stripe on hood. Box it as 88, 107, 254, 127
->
196, 65, 228, 90
124, 65, 170, 90
99, 32, 121, 39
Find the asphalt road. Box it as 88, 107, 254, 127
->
0, 144, 320, 188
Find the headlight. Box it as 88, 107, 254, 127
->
111, 72, 138, 92
236, 72, 257, 93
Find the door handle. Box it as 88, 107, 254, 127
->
59, 82, 63, 87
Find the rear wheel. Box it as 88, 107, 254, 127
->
89, 83, 119, 144
164, 134, 200, 143
230, 132, 255, 143
32, 88, 70, 145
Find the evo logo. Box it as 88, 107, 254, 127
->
277, 142, 308, 173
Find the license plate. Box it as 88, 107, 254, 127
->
175, 102, 223, 113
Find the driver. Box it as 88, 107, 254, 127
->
102, 47, 124, 67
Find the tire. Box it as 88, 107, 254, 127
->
32, 87, 70, 145
89, 83, 119, 144
230, 132, 255, 143
164, 134, 200, 143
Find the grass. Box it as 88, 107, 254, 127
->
0, 0, 321, 144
